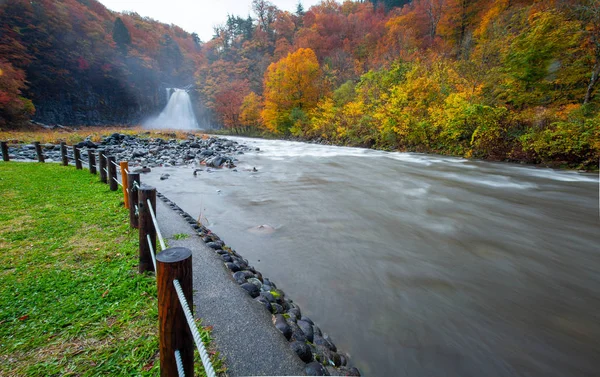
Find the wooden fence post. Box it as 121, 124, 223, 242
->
88, 150, 97, 174
127, 172, 141, 228
108, 156, 118, 191
120, 161, 129, 208
1, 142, 8, 162
74, 147, 82, 170
34, 142, 44, 163
138, 185, 156, 273
60, 142, 68, 166
99, 150, 107, 183
156, 247, 194, 377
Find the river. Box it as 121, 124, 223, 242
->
143, 137, 599, 377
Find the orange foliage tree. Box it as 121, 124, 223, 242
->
0, 60, 35, 128
262, 48, 324, 135
213, 80, 250, 128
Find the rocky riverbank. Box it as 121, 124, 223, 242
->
5, 133, 254, 169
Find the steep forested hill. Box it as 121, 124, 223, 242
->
0, 0, 201, 126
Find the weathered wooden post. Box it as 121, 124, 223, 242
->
120, 161, 129, 208
99, 150, 107, 183
74, 147, 82, 170
127, 172, 141, 228
34, 142, 44, 163
60, 142, 68, 166
1, 142, 8, 162
138, 185, 157, 273
88, 150, 97, 174
108, 156, 118, 191
156, 247, 194, 377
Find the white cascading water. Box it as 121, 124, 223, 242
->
144, 88, 200, 130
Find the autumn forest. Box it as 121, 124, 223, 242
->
1, 0, 599, 168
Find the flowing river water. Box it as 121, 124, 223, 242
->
143, 137, 599, 377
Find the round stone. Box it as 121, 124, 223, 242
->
290, 341, 313, 363
305, 362, 326, 376
240, 283, 260, 298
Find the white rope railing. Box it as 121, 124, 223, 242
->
113, 177, 123, 186
175, 349, 186, 377
147, 234, 157, 271
147, 199, 166, 251
173, 279, 217, 377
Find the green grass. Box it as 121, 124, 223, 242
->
172, 233, 190, 241
0, 162, 223, 376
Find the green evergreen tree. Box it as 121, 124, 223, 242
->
112, 17, 131, 51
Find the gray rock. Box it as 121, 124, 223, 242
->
290, 327, 307, 342
206, 242, 222, 250
240, 282, 260, 298
314, 345, 337, 366
288, 307, 301, 320
290, 341, 313, 363
233, 271, 248, 284
338, 367, 360, 376
260, 291, 276, 303
247, 277, 262, 289
314, 335, 336, 352
305, 362, 327, 376
206, 156, 226, 168
133, 167, 151, 173
273, 314, 292, 340
297, 320, 314, 343
254, 295, 271, 312
271, 303, 284, 314
323, 333, 337, 352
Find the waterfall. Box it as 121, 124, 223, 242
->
144, 88, 200, 130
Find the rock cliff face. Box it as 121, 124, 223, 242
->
30, 81, 161, 126
30, 83, 214, 127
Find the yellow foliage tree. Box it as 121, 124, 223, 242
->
240, 92, 264, 130
262, 48, 323, 135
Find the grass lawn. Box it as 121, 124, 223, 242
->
0, 162, 221, 376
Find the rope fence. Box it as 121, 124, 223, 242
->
174, 279, 217, 377
175, 349, 186, 377
148, 199, 166, 251
147, 234, 157, 271
0, 141, 216, 376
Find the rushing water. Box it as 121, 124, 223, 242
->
144, 138, 599, 377
144, 88, 200, 130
